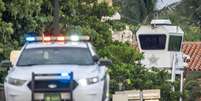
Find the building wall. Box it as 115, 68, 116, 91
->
97, 0, 112, 6
112, 29, 136, 44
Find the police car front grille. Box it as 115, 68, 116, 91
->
27, 79, 78, 92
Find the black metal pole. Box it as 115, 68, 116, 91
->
70, 72, 73, 101
31, 72, 35, 101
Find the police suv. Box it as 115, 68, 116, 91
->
0, 35, 112, 101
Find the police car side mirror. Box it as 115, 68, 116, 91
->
93, 55, 100, 62
99, 59, 112, 66
0, 60, 12, 69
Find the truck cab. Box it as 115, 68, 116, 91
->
1, 35, 111, 101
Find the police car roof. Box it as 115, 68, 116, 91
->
25, 42, 88, 49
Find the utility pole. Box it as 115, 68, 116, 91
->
171, 53, 176, 91
52, 0, 60, 34
179, 71, 184, 101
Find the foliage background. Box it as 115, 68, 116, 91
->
0, 0, 200, 101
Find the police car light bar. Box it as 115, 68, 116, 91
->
70, 35, 79, 41
25, 35, 90, 42
26, 37, 36, 42
26, 36, 41, 42
68, 35, 90, 41
57, 36, 65, 41
43, 36, 51, 42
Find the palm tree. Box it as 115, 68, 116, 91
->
118, 0, 157, 23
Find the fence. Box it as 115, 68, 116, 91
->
113, 89, 160, 101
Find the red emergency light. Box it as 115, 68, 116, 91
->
43, 36, 51, 42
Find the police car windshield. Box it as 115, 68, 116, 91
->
17, 47, 94, 66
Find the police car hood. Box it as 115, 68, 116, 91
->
9, 65, 101, 80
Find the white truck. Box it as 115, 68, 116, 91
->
0, 35, 112, 101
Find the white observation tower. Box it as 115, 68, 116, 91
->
136, 19, 189, 101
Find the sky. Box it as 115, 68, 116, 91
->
155, 0, 182, 10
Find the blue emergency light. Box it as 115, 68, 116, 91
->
26, 36, 36, 42
60, 72, 73, 83
24, 32, 38, 42
61, 72, 71, 79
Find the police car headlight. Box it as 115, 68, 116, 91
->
87, 77, 99, 84
7, 77, 27, 86
79, 77, 99, 86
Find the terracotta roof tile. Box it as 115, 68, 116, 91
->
182, 42, 201, 71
